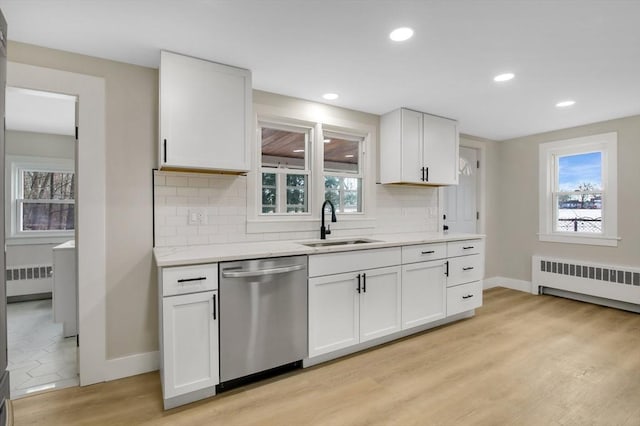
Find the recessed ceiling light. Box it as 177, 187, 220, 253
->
324, 139, 331, 143
389, 27, 414, 42
556, 100, 576, 108
493, 73, 515, 82
345, 154, 354, 158
293, 149, 305, 153
322, 93, 339, 100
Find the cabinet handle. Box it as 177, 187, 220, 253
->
462, 246, 474, 250
356, 274, 361, 293
463, 267, 475, 271
362, 273, 367, 293
421, 167, 425, 181
425, 167, 429, 182
163, 139, 167, 163
177, 276, 207, 283
212, 294, 217, 320
421, 250, 435, 255
462, 294, 474, 299
445, 261, 449, 277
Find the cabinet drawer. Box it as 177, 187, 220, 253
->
447, 255, 483, 287
447, 281, 482, 316
309, 247, 401, 277
401, 243, 447, 264
447, 239, 483, 257
162, 264, 218, 297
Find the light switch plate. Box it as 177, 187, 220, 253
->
188, 208, 207, 225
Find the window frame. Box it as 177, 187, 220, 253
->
7, 156, 75, 239
246, 106, 377, 234
258, 120, 313, 216
322, 130, 365, 214
538, 132, 618, 246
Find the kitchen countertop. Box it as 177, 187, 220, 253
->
153, 232, 484, 267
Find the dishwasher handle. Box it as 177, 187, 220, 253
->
221, 264, 305, 278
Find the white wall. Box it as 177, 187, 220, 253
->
493, 114, 640, 282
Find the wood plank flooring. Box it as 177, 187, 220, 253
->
11, 288, 640, 425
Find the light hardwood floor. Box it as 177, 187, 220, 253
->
11, 288, 640, 425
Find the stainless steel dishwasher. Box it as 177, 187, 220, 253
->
219, 255, 308, 384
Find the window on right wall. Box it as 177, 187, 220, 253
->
538, 132, 618, 246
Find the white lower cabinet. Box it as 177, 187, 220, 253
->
401, 260, 447, 330
159, 264, 219, 409
308, 265, 401, 357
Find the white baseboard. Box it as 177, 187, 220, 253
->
105, 351, 159, 381
7, 280, 52, 297
484, 276, 532, 293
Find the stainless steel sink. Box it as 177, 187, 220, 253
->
299, 238, 381, 248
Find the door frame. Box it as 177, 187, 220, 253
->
438, 138, 486, 235
7, 62, 106, 385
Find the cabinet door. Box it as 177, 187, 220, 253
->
400, 108, 424, 183
160, 51, 251, 172
422, 114, 458, 185
162, 290, 219, 399
309, 273, 360, 357
401, 261, 446, 330
359, 266, 402, 343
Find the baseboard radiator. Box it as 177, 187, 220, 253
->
5, 264, 53, 298
532, 255, 640, 313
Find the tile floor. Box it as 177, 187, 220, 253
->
7, 299, 79, 399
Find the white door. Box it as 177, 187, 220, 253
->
359, 266, 402, 343
443, 146, 478, 233
401, 260, 447, 330
308, 272, 360, 357
162, 290, 219, 399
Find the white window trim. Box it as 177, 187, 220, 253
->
538, 132, 618, 247
6, 155, 75, 239
258, 120, 313, 216
247, 104, 377, 234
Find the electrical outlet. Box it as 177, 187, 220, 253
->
188, 208, 207, 225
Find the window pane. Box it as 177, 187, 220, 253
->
324, 176, 362, 213
558, 152, 602, 191
261, 127, 306, 170
324, 136, 360, 174
22, 203, 75, 231
556, 193, 602, 233
286, 174, 307, 213
22, 171, 74, 200
261, 172, 277, 213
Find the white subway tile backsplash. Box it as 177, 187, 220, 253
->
154, 171, 439, 247
166, 176, 188, 187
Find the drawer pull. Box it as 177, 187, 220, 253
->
462, 294, 474, 299
462, 246, 475, 250
421, 250, 435, 255
463, 267, 475, 271
177, 276, 207, 283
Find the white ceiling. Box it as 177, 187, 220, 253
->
1, 0, 639, 140
5, 87, 76, 136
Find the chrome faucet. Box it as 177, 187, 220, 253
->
320, 200, 337, 239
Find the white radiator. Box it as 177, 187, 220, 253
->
532, 256, 640, 308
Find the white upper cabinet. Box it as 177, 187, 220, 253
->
380, 108, 459, 185
159, 51, 252, 172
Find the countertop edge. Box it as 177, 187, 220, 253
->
153, 233, 485, 267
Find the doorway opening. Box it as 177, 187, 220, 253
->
4, 87, 79, 398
